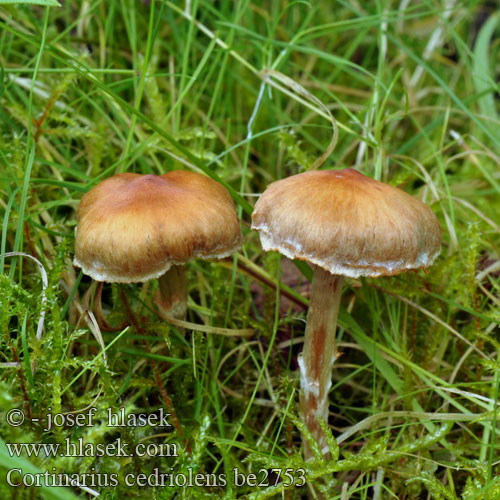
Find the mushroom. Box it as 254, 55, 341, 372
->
251, 168, 441, 458
74, 171, 243, 319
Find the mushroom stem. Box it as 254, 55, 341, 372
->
156, 265, 188, 320
299, 266, 344, 459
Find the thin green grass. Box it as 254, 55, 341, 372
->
0, 1, 500, 499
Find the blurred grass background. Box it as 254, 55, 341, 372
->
0, 0, 500, 498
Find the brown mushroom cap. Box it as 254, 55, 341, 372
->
251, 168, 441, 278
74, 171, 243, 282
